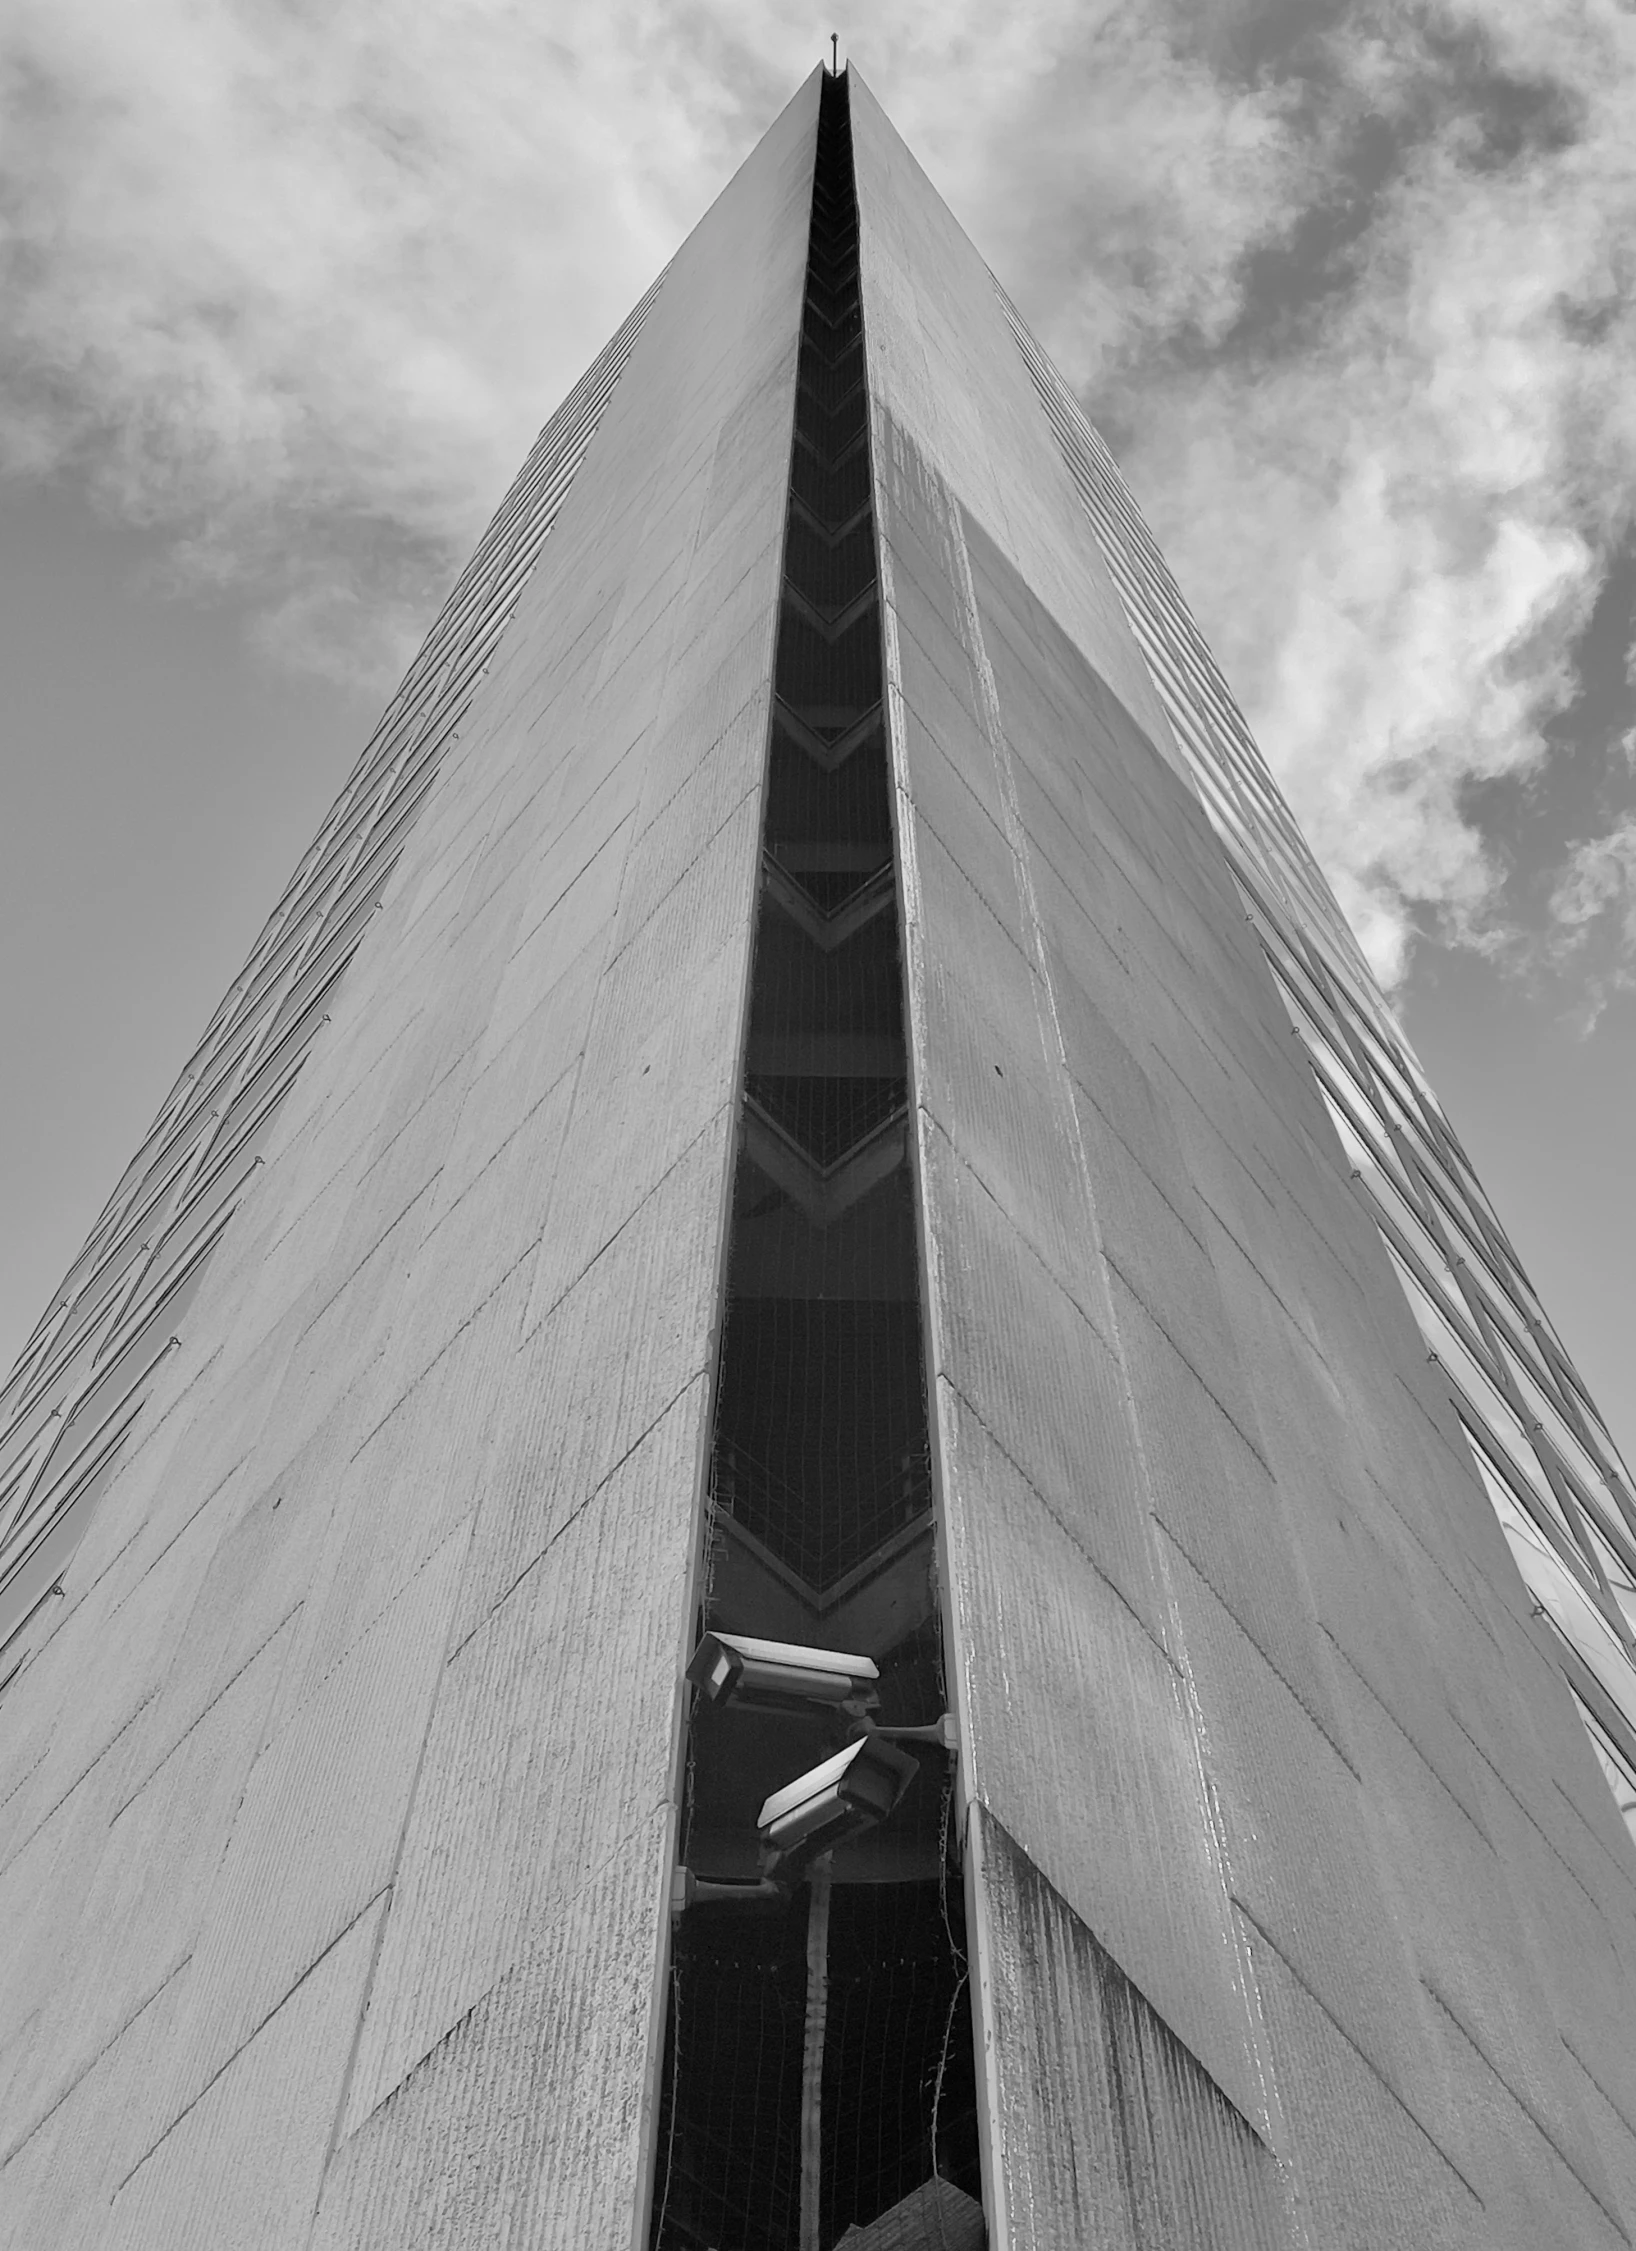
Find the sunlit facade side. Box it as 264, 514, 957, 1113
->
0, 275, 663, 1672
999, 288, 1636, 1835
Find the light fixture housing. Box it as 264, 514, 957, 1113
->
687, 1630, 880, 1716
756, 1735, 918, 1872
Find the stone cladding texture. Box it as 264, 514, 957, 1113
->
852, 65, 1636, 2251
0, 68, 817, 2251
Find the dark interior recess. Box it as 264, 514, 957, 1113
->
712, 1298, 929, 1592
652, 1879, 981, 2251
651, 67, 984, 2251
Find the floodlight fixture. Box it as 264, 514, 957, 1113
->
687, 1630, 880, 1717
756, 1735, 918, 1872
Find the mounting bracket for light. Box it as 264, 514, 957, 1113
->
670, 1868, 785, 1918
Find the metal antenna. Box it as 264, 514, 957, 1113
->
831, 33, 839, 73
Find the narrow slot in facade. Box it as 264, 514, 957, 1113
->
651, 70, 985, 2251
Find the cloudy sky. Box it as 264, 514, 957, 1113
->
1, 0, 1632, 1454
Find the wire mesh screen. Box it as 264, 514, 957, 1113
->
657, 66, 984, 2251
652, 1893, 809, 2250
706, 54, 925, 1604
748, 874, 903, 1026
790, 444, 873, 541
786, 511, 876, 617
651, 1875, 979, 2251
797, 328, 863, 414
822, 1880, 982, 2243
746, 1078, 905, 1172
763, 732, 893, 911
745, 907, 905, 1171
775, 609, 883, 721
713, 1292, 930, 1594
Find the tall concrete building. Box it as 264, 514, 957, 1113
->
2, 64, 1635, 2251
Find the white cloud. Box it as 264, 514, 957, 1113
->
1090, 4, 1636, 987
0, 0, 1305, 674
3, 0, 1635, 997
1548, 814, 1636, 1026
881, 8, 1310, 369
1553, 816, 1636, 936
0, 0, 814, 667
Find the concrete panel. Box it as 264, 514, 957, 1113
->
1470, 1753, 1636, 2140
908, 812, 1042, 1058
108, 1897, 385, 2250
2, 1611, 292, 2149
1247, 1930, 1481, 2251
880, 400, 1281, 2157
1428, 1985, 1633, 2251
925, 1126, 1154, 1634
916, 947, 1098, 1316
342, 1391, 698, 2129
313, 1809, 671, 2251
0, 64, 814, 2220
1161, 1537, 1458, 2152
1505, 1627, 1636, 1922
869, 223, 1636, 2241
0, 1968, 189, 2251
896, 702, 1026, 947
613, 699, 768, 939
473, 823, 632, 1068
852, 74, 1177, 767
135, 1525, 465, 2150
0, 1447, 242, 1867
941, 1387, 1268, 2138
378, 1066, 576, 1381
1568, 2055, 1636, 2249
473, 923, 602, 1105
271, 1265, 531, 1730
1114, 1283, 1350, 1760
1343, 1679, 1621, 2224
466, 1119, 730, 1637
0, 1731, 148, 2089
104, 1408, 353, 1797
1090, 1132, 1250, 1436
977, 1810, 1285, 2251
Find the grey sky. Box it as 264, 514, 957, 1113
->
1, 2, 1632, 1457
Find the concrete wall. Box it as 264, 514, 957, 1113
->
853, 69, 1636, 2251
0, 71, 818, 2249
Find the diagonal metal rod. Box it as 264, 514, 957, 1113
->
801, 1860, 833, 2251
